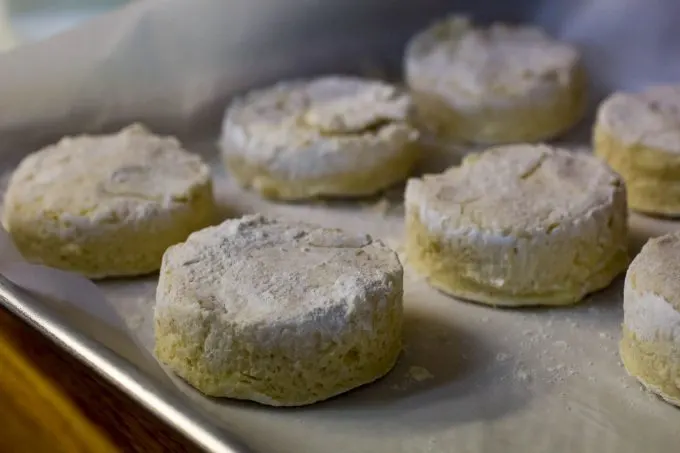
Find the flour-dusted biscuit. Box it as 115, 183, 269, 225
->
220, 76, 420, 200
620, 233, 680, 407
405, 16, 586, 144
404, 144, 628, 306
154, 215, 404, 406
594, 85, 680, 216
2, 124, 215, 278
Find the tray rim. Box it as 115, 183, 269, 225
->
0, 274, 254, 453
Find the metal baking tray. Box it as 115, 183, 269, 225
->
2, 1, 680, 452
0, 275, 251, 453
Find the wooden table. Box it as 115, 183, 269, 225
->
0, 306, 201, 453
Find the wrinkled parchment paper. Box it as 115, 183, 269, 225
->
2, 1, 680, 452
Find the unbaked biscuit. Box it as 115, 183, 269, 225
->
2, 124, 215, 278
594, 85, 680, 216
404, 144, 628, 306
154, 215, 404, 406
620, 233, 680, 407
219, 76, 420, 200
404, 16, 586, 144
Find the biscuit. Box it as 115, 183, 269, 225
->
2, 124, 215, 278
220, 76, 420, 200
154, 215, 404, 406
594, 85, 680, 216
404, 144, 628, 306
405, 16, 586, 144
620, 233, 680, 407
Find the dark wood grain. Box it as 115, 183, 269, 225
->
0, 306, 202, 453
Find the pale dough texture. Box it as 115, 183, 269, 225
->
620, 233, 680, 406
594, 85, 680, 216
404, 16, 586, 144
154, 214, 404, 406
404, 144, 628, 306
219, 76, 420, 200
2, 124, 216, 278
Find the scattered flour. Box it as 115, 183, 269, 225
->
408, 366, 435, 382
514, 363, 532, 383
496, 352, 511, 362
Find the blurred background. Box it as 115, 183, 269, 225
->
0, 0, 130, 50
2, 0, 680, 93
1, 0, 680, 143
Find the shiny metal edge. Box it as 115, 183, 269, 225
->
0, 275, 254, 453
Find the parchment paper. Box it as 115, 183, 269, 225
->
1, 1, 680, 452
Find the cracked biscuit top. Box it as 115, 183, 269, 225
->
596, 85, 680, 152
3, 124, 211, 239
220, 76, 419, 179
405, 16, 581, 107
157, 214, 403, 339
405, 144, 624, 236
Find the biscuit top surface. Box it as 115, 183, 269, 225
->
597, 85, 680, 152
405, 16, 580, 103
4, 124, 211, 229
406, 144, 622, 235
226, 76, 412, 138
222, 76, 418, 178
159, 215, 402, 334
628, 233, 680, 312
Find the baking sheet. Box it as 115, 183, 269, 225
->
1, 1, 680, 452
2, 138, 678, 453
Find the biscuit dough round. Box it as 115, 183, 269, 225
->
594, 85, 680, 216
620, 233, 680, 407
404, 144, 628, 306
154, 215, 404, 406
2, 124, 216, 278
404, 16, 586, 144
219, 76, 420, 200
